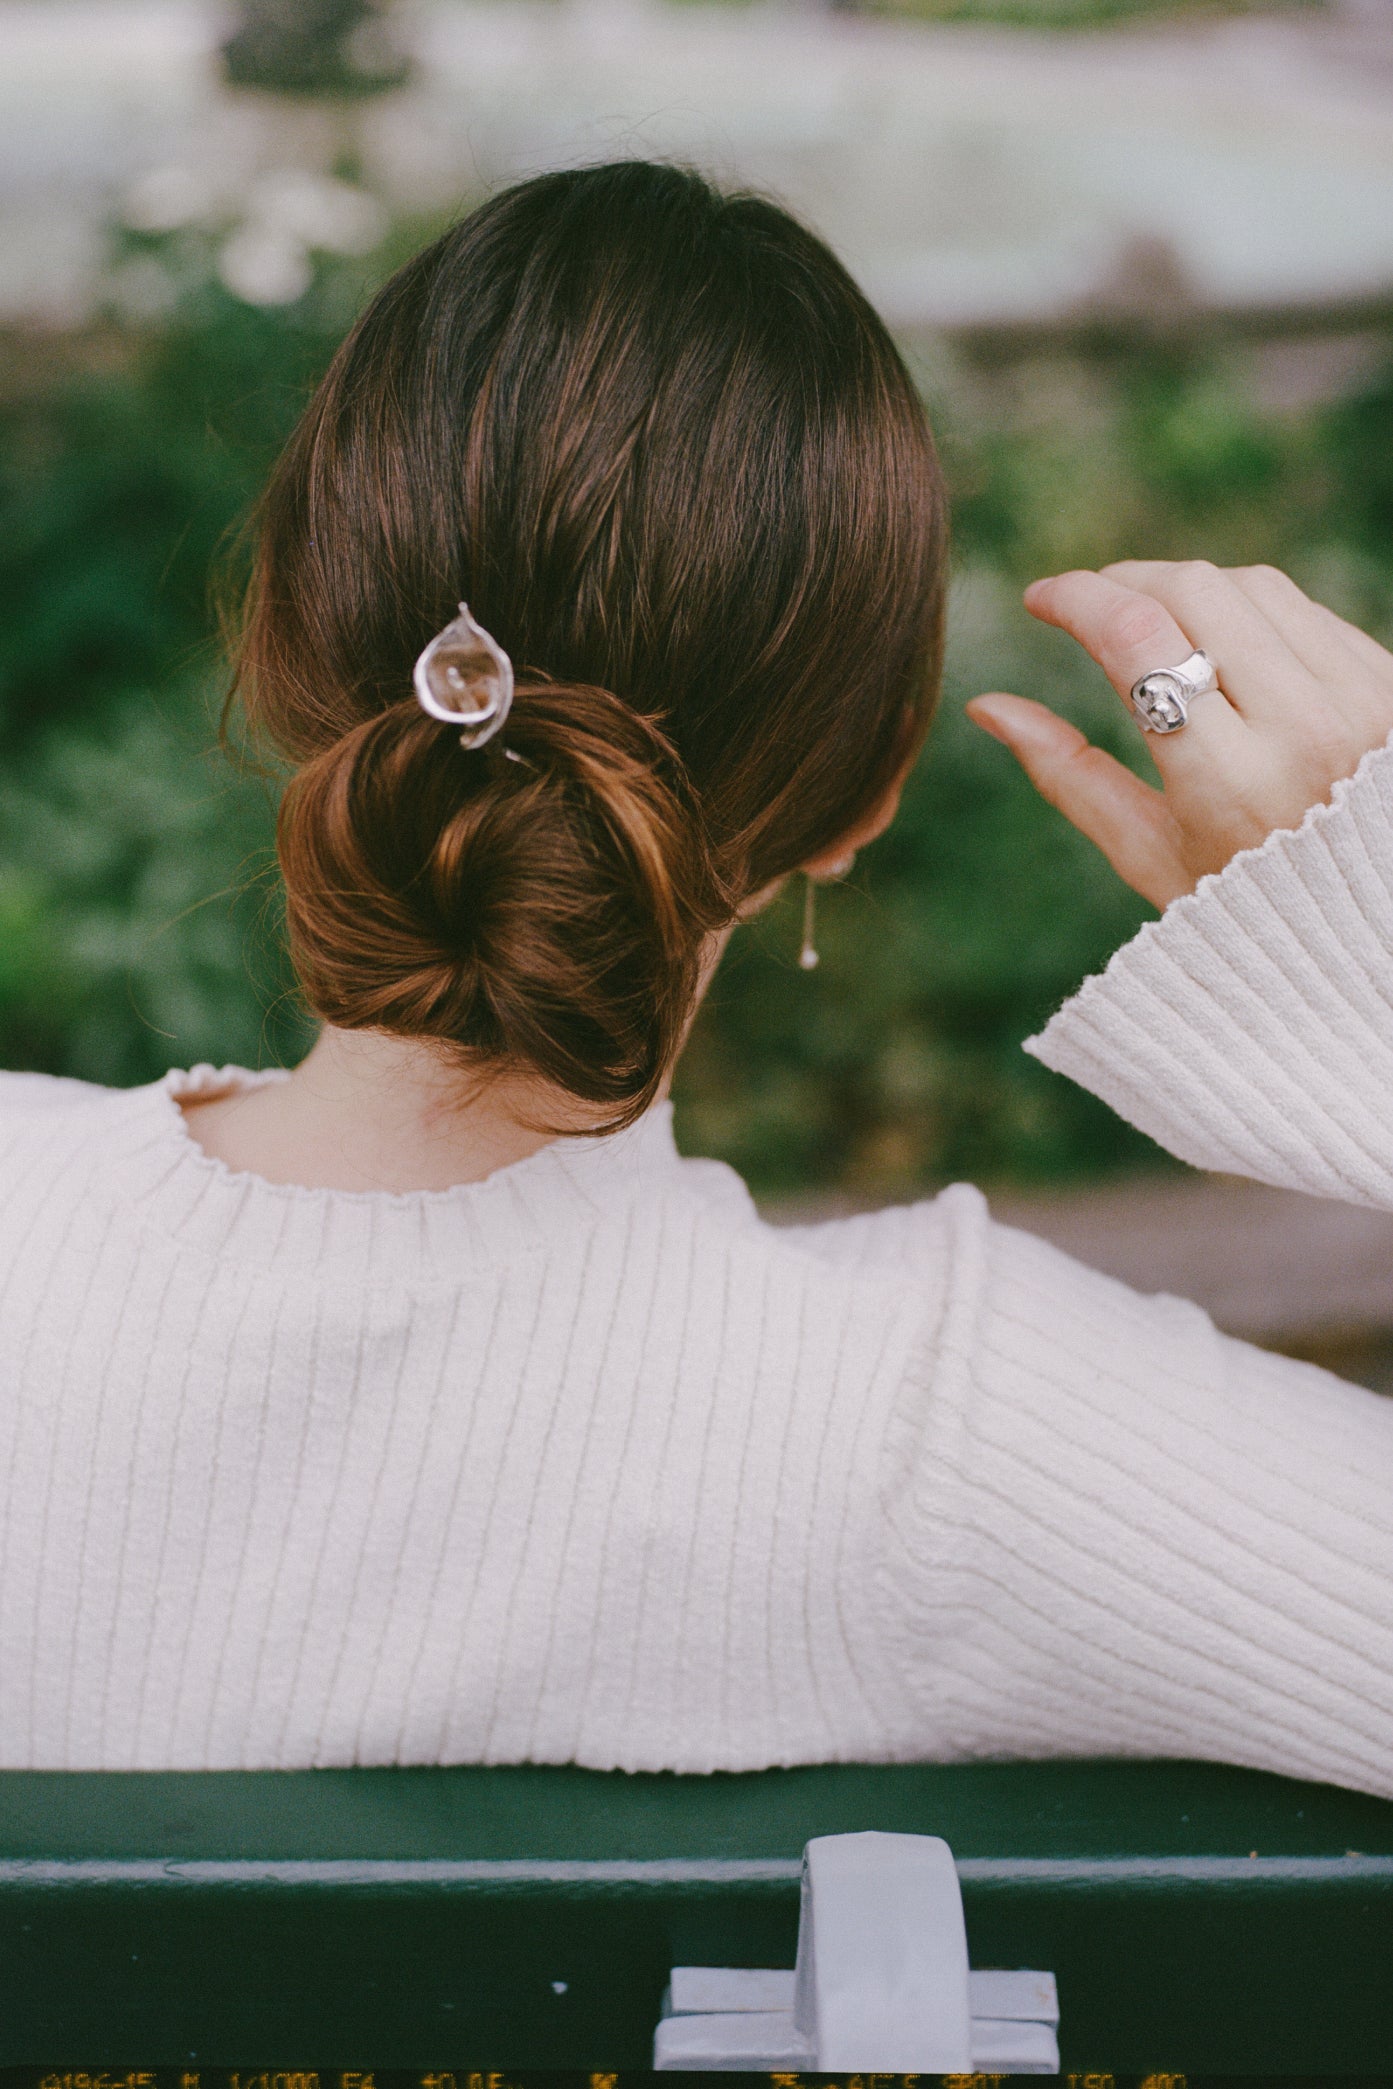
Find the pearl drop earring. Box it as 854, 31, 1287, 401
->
799, 874, 820, 971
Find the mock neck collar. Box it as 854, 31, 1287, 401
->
105, 1064, 685, 1283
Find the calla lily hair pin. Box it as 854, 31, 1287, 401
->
413, 602, 517, 753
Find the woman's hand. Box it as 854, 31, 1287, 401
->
966, 560, 1393, 910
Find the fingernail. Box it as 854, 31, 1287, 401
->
966, 699, 1010, 744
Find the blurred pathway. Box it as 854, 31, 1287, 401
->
3, 0, 1393, 325
991, 1173, 1393, 1373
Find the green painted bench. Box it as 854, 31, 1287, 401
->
0, 1760, 1390, 2071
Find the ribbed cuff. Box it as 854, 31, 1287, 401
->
1024, 732, 1393, 1207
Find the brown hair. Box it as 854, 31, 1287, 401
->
236, 160, 948, 1129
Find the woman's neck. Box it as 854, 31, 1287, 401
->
178, 920, 728, 1194
177, 1026, 607, 1194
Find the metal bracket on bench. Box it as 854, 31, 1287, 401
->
653, 1830, 1059, 2074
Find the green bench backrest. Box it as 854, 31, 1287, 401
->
1, 1760, 1390, 2071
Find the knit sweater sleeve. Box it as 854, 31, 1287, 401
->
1024, 730, 1393, 1205
868, 740, 1393, 1797
872, 1190, 1393, 1797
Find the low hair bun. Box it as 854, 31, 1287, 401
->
276, 679, 734, 1128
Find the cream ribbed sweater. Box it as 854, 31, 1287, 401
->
2, 744, 1392, 1787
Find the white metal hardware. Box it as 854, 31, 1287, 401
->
653, 1829, 1059, 2075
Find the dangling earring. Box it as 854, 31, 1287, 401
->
799, 873, 820, 971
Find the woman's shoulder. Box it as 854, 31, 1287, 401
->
0, 1069, 125, 1119
757, 1178, 989, 1279
0, 1071, 157, 1207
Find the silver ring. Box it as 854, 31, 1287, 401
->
1129, 649, 1218, 735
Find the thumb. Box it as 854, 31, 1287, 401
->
966, 692, 1191, 908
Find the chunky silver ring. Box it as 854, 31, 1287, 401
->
1129, 649, 1218, 735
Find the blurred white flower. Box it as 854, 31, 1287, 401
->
215, 170, 387, 304
217, 223, 313, 306
247, 171, 389, 256
122, 166, 219, 235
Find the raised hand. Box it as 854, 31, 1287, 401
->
967, 561, 1393, 910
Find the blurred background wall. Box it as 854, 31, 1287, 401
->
4, 0, 1393, 1361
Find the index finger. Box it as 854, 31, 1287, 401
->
1024, 567, 1246, 760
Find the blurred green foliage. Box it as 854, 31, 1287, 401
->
1, 221, 1390, 1197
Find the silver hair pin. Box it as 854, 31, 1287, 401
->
413, 602, 520, 755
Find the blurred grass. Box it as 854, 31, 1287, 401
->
1, 219, 1391, 1196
